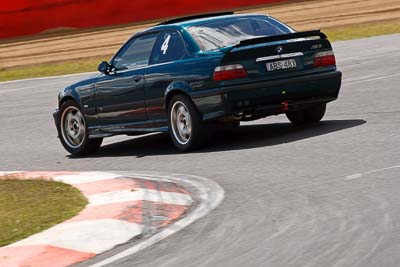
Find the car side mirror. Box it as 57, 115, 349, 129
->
98, 61, 111, 75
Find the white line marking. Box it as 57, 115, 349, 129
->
9, 219, 143, 254
0, 82, 63, 94
0, 81, 58, 90
53, 172, 122, 184
0, 72, 96, 85
365, 164, 400, 174
88, 172, 225, 267
345, 164, 400, 180
88, 189, 193, 207
345, 173, 363, 180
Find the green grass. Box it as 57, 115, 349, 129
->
324, 21, 400, 41
0, 179, 87, 246
0, 56, 109, 82
1, 21, 400, 82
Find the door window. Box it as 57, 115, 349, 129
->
113, 33, 158, 70
150, 31, 187, 64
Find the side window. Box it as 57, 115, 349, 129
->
113, 33, 158, 69
150, 31, 187, 65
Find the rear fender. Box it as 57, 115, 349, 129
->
164, 81, 193, 108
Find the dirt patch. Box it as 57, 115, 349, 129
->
1, 0, 399, 69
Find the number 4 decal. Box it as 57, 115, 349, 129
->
161, 35, 171, 55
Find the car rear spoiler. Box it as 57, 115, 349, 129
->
230, 30, 327, 51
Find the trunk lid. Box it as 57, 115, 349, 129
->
218, 30, 335, 84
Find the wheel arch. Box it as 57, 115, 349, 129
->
59, 95, 77, 107
164, 81, 193, 109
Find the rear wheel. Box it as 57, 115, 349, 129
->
286, 103, 326, 126
168, 94, 208, 151
58, 100, 102, 155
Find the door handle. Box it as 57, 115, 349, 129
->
132, 76, 142, 83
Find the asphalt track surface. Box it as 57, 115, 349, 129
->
1, 34, 400, 267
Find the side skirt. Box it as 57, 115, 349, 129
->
88, 119, 168, 139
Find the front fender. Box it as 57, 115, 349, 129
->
58, 86, 82, 107
58, 84, 100, 128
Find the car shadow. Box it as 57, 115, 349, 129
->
68, 119, 366, 159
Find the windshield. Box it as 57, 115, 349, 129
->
187, 17, 294, 51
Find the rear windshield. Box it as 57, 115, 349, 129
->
187, 16, 294, 51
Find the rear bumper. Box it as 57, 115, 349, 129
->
192, 70, 342, 120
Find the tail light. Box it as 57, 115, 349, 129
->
313, 51, 336, 67
213, 64, 248, 81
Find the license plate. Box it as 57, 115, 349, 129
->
266, 59, 297, 71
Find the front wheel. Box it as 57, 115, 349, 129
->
286, 103, 327, 126
167, 94, 207, 152
58, 100, 102, 156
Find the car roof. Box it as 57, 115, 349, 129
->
157, 12, 234, 26
143, 13, 268, 33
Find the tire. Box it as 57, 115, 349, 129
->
58, 100, 103, 156
304, 103, 327, 123
167, 94, 208, 151
286, 103, 326, 126
286, 109, 306, 126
